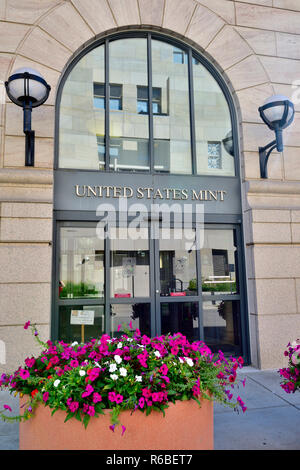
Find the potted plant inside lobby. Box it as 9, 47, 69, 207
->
0, 322, 246, 450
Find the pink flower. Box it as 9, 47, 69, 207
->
139, 397, 145, 408
24, 321, 30, 330
115, 394, 123, 404
19, 369, 30, 380
25, 358, 35, 368
42, 392, 49, 403
108, 392, 116, 402
69, 401, 79, 413
160, 364, 168, 375
70, 360, 79, 368
87, 405, 95, 416
121, 425, 126, 436
3, 405, 12, 412
82, 384, 94, 398
92, 392, 102, 403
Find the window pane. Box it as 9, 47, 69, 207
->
110, 227, 150, 298
159, 228, 197, 296
193, 58, 234, 176
161, 302, 199, 342
111, 303, 151, 337
152, 40, 192, 174
59, 45, 105, 170
201, 229, 238, 295
109, 38, 149, 172
203, 300, 241, 354
59, 227, 104, 299
59, 305, 105, 343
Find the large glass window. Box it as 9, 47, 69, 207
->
58, 34, 234, 175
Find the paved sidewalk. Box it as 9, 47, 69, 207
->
0, 367, 300, 450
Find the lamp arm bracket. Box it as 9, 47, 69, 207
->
258, 140, 277, 179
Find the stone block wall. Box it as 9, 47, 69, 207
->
0, 0, 300, 371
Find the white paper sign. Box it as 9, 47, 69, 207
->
70, 310, 94, 325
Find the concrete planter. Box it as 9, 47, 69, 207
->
19, 397, 213, 450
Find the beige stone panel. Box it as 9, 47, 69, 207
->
291, 224, 300, 243
0, 217, 52, 242
0, 22, 29, 53
285, 114, 300, 147
71, 0, 116, 34
237, 0, 272, 5
295, 279, 300, 311
276, 33, 300, 60
5, 0, 60, 24
249, 313, 259, 368
247, 222, 291, 244
0, 324, 50, 375
11, 56, 60, 106
0, 283, 51, 326
0, 244, 52, 283
253, 245, 300, 278
18, 27, 71, 71
1, 202, 52, 218
0, 53, 13, 81
108, 0, 140, 26
226, 55, 269, 91
242, 122, 275, 153
185, 3, 224, 50
39, 3, 94, 53
243, 152, 260, 179
235, 27, 276, 56
283, 146, 297, 183
195, 0, 235, 24
291, 211, 300, 223
251, 209, 291, 223
245, 244, 255, 279
257, 314, 300, 369
255, 278, 297, 315
0, 1, 5, 20
273, 84, 300, 113
139, 0, 164, 26
236, 3, 300, 35
260, 56, 300, 85
237, 84, 274, 123
5, 103, 54, 138
163, 0, 196, 35
273, 0, 300, 11
206, 26, 252, 71
0, 186, 53, 203
4, 136, 54, 168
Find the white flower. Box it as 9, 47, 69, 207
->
185, 357, 194, 367
109, 363, 117, 373
135, 375, 142, 382
154, 351, 161, 358
110, 374, 118, 381
79, 370, 86, 376
179, 358, 184, 364
71, 341, 78, 347
127, 338, 133, 342
94, 361, 101, 368
53, 379, 60, 387
114, 355, 122, 364
117, 342, 123, 349
119, 367, 127, 377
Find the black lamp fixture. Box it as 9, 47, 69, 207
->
5, 67, 51, 167
222, 130, 234, 157
258, 95, 294, 178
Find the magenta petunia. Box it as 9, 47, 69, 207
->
3, 404, 12, 412
19, 369, 30, 380
24, 321, 30, 330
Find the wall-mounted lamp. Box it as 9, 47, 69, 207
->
258, 95, 294, 178
222, 130, 234, 157
5, 67, 51, 167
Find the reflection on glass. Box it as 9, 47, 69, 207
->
111, 303, 151, 337
161, 302, 199, 342
152, 40, 192, 174
110, 227, 150, 298
59, 45, 105, 170
201, 229, 237, 295
109, 39, 149, 172
59, 305, 105, 343
59, 227, 104, 299
193, 58, 234, 176
203, 300, 241, 354
159, 229, 197, 296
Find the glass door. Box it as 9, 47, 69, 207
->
54, 221, 247, 358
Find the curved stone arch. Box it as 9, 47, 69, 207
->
3, 0, 275, 173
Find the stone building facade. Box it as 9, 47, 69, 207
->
1, 0, 300, 373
